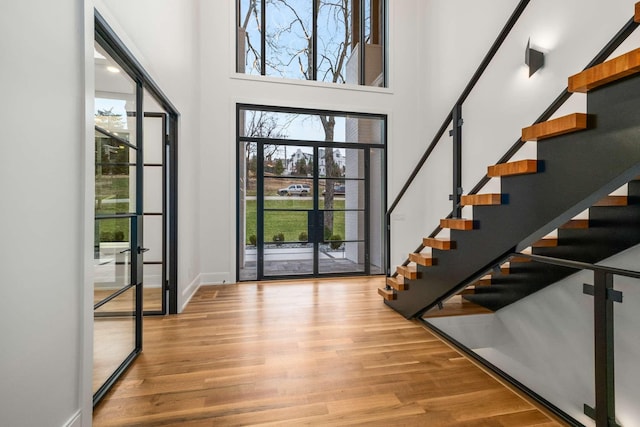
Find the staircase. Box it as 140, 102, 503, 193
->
383, 33, 640, 319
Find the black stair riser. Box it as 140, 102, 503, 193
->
387, 75, 640, 319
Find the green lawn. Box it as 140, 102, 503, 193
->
245, 199, 346, 244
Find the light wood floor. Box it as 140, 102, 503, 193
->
93, 277, 563, 426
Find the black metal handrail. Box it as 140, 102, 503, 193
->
511, 252, 640, 280
385, 7, 640, 276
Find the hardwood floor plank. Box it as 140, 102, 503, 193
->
93, 277, 564, 427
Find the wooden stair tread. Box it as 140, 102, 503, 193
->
460, 193, 502, 206
560, 219, 589, 229
386, 276, 407, 291
636, 2, 640, 23
475, 276, 492, 287
397, 265, 419, 280
569, 47, 640, 93
409, 253, 436, 266
440, 218, 474, 230
487, 160, 537, 178
422, 237, 456, 250
593, 195, 628, 207
458, 288, 475, 296
510, 255, 532, 263
533, 238, 558, 248
521, 113, 589, 141
378, 287, 396, 300
495, 264, 510, 275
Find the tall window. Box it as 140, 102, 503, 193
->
237, 0, 386, 87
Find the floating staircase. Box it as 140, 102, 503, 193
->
382, 36, 640, 318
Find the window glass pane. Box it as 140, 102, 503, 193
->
265, 0, 312, 80
238, 0, 262, 75
236, 0, 385, 87
267, 177, 314, 201
239, 107, 384, 145
317, 0, 352, 84
240, 141, 257, 281
369, 147, 385, 274
363, 0, 384, 87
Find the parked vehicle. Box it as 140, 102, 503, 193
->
278, 184, 311, 196
322, 184, 345, 195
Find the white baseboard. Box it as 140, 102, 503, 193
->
199, 272, 230, 285
64, 410, 82, 427
180, 274, 201, 313
180, 272, 231, 313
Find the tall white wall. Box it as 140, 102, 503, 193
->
95, 0, 202, 310
0, 0, 90, 425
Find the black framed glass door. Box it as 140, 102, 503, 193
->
93, 39, 143, 404
238, 105, 386, 281
93, 11, 180, 407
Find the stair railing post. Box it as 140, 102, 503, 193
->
385, 211, 391, 276
592, 270, 618, 427
583, 269, 622, 426
451, 104, 463, 217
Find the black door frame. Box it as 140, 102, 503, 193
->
236, 104, 387, 282
256, 141, 371, 279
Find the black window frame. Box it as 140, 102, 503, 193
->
236, 0, 388, 87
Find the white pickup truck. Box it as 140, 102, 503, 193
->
278, 184, 311, 196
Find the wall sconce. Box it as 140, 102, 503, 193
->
525, 38, 544, 77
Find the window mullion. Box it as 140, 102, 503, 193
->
312, 0, 318, 81
261, 0, 266, 75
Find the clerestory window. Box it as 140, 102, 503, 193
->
236, 0, 386, 87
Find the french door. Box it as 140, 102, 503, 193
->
238, 105, 386, 281
93, 12, 179, 406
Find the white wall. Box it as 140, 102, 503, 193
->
95, 0, 202, 310
0, 0, 90, 425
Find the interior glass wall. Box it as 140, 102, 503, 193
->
238, 105, 386, 280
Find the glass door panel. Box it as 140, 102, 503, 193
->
262, 209, 314, 277
142, 101, 166, 313
319, 209, 366, 274
93, 287, 136, 394
93, 38, 142, 405
261, 145, 314, 277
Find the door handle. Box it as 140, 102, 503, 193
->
138, 247, 150, 254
